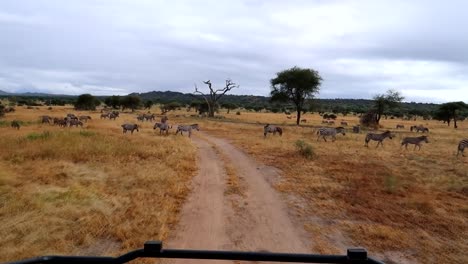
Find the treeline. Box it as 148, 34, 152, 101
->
2, 91, 468, 123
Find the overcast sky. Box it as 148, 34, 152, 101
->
0, 0, 467, 103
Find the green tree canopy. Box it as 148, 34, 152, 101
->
105, 95, 121, 109
121, 95, 141, 111
74, 94, 100, 110
270, 66, 322, 125
144, 100, 154, 110
433, 101, 467, 128
371, 89, 404, 125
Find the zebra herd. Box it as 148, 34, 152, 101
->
263, 124, 467, 155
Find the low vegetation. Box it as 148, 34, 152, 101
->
196, 111, 467, 263
0, 107, 197, 262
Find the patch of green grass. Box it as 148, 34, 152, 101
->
79, 130, 95, 137
26, 131, 51, 141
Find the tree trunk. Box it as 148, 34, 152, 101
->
208, 107, 215, 117
296, 108, 301, 125
227, 108, 230, 114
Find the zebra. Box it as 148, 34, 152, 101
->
100, 113, 110, 119
340, 121, 348, 126
153, 122, 172, 135
69, 119, 84, 127
457, 139, 468, 157
144, 114, 155, 121
11, 120, 20, 130
316, 127, 346, 142
410, 125, 429, 133
352, 125, 361, 133
41, 115, 51, 124
176, 124, 199, 137
264, 124, 283, 138
396, 124, 405, 129
401, 135, 429, 150
365, 130, 393, 148
121, 124, 139, 134
137, 115, 145, 121
109, 113, 118, 120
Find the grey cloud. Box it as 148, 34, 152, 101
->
0, 0, 467, 102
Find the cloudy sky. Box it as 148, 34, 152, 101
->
0, 0, 467, 103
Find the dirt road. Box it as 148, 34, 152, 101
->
165, 132, 310, 263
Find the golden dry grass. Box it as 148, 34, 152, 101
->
191, 110, 468, 263
0, 106, 197, 262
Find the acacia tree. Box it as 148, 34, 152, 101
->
361, 89, 403, 127
193, 79, 239, 117
74, 94, 100, 110
270, 66, 322, 125
433, 101, 467, 128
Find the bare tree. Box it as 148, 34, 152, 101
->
193, 79, 239, 117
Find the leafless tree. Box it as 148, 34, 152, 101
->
193, 79, 239, 117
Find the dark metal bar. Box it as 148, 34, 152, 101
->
4, 241, 384, 264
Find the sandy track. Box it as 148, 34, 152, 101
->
165, 132, 309, 263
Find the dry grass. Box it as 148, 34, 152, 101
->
191, 110, 468, 263
0, 106, 197, 262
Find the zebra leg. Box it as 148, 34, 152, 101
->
323, 136, 327, 142
376, 141, 382, 148
332, 136, 336, 142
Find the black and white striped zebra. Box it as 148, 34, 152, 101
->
401, 135, 429, 150
410, 125, 429, 133
264, 124, 283, 138
153, 122, 172, 135
457, 139, 468, 157
176, 124, 199, 137
365, 130, 392, 148
316, 127, 346, 142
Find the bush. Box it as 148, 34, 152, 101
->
236, 111, 241, 115
295, 140, 315, 159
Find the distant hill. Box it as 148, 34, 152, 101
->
0, 90, 11, 95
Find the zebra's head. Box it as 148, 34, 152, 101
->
421, 135, 429, 143
384, 130, 393, 139
336, 127, 346, 135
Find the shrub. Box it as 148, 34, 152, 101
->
236, 111, 241, 115
295, 140, 315, 159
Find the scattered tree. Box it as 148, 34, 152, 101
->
270, 66, 322, 125
221, 102, 238, 114
105, 96, 122, 109
361, 89, 403, 127
144, 100, 154, 110
433, 101, 468, 128
160, 101, 181, 114
121, 95, 141, 111
193, 79, 239, 117
74, 94, 100, 110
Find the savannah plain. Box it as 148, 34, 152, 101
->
1, 104, 467, 264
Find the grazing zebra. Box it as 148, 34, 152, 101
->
401, 135, 429, 150
57, 119, 68, 127
137, 115, 145, 121
396, 124, 405, 129
153, 122, 172, 135
263, 124, 283, 138
316, 127, 346, 142
144, 114, 155, 121
100, 113, 110, 119
41, 115, 51, 124
175, 124, 199, 137
410, 125, 429, 133
109, 113, 118, 120
121, 124, 139, 134
11, 120, 20, 130
365, 130, 393, 148
340, 121, 348, 126
69, 119, 83, 127
457, 139, 468, 157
